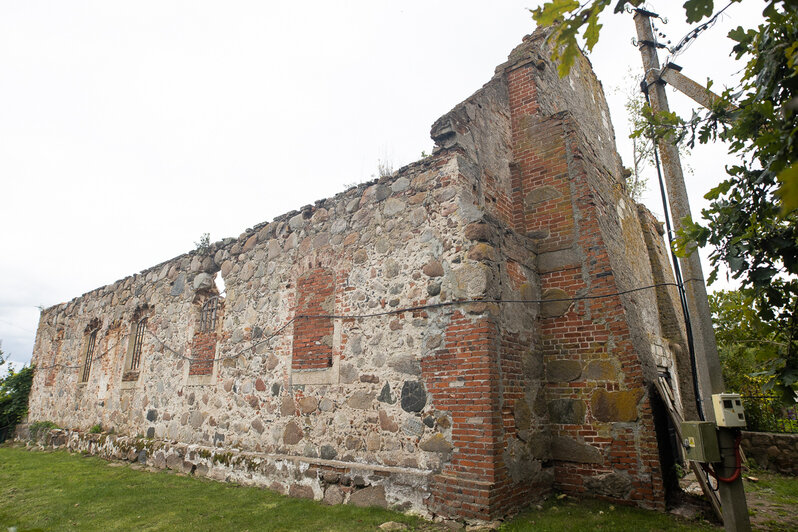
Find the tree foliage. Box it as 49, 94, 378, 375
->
0, 350, 35, 441
709, 290, 781, 392
532, 0, 798, 398
620, 75, 693, 201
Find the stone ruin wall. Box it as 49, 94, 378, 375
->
29, 151, 545, 519
26, 30, 691, 522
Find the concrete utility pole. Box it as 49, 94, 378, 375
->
633, 9, 751, 532
633, 8, 723, 416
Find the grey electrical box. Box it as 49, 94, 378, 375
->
681, 421, 720, 463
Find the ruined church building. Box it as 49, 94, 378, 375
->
28, 32, 694, 521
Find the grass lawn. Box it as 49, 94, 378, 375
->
3, 443, 794, 531
743, 470, 798, 532
0, 445, 425, 532
500, 497, 716, 531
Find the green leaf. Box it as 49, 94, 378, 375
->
557, 41, 580, 77
777, 162, 798, 214
683, 0, 714, 23
727, 25, 748, 44
532, 0, 581, 26
584, 12, 602, 51
704, 181, 732, 200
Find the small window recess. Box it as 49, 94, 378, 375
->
80, 328, 99, 383
186, 272, 225, 386
290, 319, 342, 385
122, 305, 151, 385
130, 318, 146, 371
199, 296, 219, 333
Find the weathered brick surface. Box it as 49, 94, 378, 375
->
292, 268, 335, 370
189, 302, 223, 377
26, 28, 689, 522
499, 41, 667, 509
188, 331, 217, 376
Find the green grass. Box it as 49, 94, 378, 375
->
0, 445, 425, 531
741, 470, 798, 532
745, 471, 798, 504
501, 497, 716, 531
8, 444, 796, 532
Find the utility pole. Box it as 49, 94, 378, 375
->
633, 8, 723, 418
633, 9, 751, 532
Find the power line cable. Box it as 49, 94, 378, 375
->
34, 281, 684, 370
665, 1, 735, 63
641, 79, 706, 421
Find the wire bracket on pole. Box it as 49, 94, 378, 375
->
633, 7, 660, 18
637, 39, 668, 50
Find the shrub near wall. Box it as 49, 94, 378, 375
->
0, 359, 34, 443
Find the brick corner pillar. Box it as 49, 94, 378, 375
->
423, 310, 505, 520
505, 60, 666, 510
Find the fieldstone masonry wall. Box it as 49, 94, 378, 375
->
741, 431, 798, 476
26, 29, 691, 521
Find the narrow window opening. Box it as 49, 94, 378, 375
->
81, 329, 98, 383
199, 297, 219, 333
189, 279, 224, 380
122, 306, 151, 383
130, 318, 147, 372
45, 328, 65, 387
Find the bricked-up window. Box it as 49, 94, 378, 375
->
80, 329, 98, 383
130, 318, 146, 371
292, 268, 335, 371
189, 295, 223, 377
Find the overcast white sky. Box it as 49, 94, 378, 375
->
0, 1, 765, 368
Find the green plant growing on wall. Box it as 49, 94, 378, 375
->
28, 420, 59, 441
194, 232, 211, 255
616, 72, 693, 201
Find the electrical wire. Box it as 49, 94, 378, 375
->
35, 337, 125, 371
665, 1, 735, 63
32, 281, 684, 370
701, 430, 743, 483
640, 80, 706, 422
